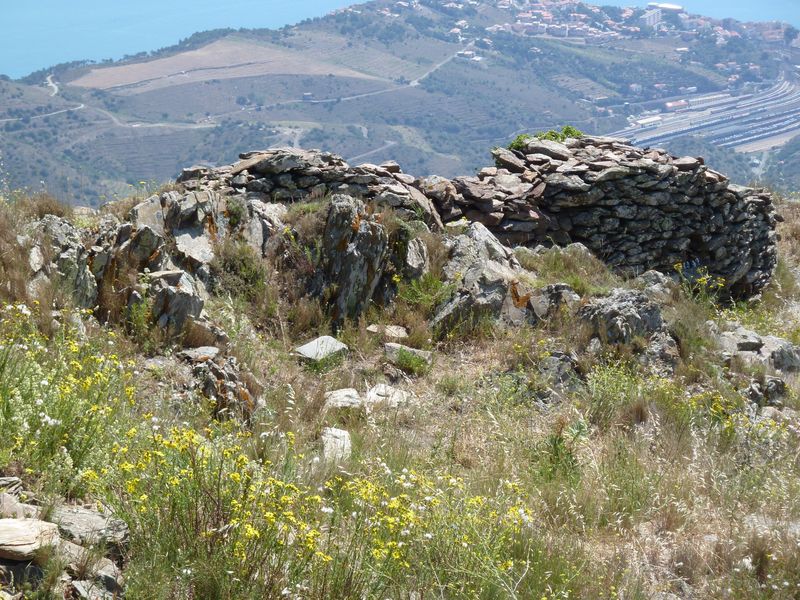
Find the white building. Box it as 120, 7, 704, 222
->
640, 8, 662, 28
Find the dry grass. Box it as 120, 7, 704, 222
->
12, 192, 73, 222
515, 244, 622, 296
776, 198, 800, 264
4, 189, 800, 597
0, 203, 33, 305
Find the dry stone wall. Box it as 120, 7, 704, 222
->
180, 139, 778, 298
443, 136, 779, 297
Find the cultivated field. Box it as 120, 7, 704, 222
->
69, 38, 382, 94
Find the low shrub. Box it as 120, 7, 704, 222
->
0, 305, 134, 496
12, 192, 73, 221
211, 239, 269, 303
507, 126, 583, 151
226, 196, 248, 230
394, 347, 431, 377
397, 273, 455, 318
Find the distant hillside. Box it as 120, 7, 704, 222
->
763, 134, 800, 193
0, 0, 789, 204
661, 136, 755, 186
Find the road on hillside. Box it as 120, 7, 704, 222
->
347, 140, 398, 163
90, 106, 216, 130
45, 75, 59, 97
0, 103, 85, 124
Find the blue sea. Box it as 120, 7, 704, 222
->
0, 0, 356, 79
600, 0, 800, 27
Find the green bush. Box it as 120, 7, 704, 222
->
226, 196, 248, 230
508, 126, 584, 150
395, 348, 431, 377
508, 134, 533, 152
397, 273, 455, 318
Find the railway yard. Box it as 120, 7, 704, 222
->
610, 79, 800, 153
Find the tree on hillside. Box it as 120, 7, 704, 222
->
785, 25, 799, 46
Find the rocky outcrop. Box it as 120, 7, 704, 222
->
176, 345, 260, 419
0, 508, 124, 598
580, 289, 680, 375
715, 322, 800, 373
0, 519, 58, 561
178, 140, 776, 298
311, 195, 389, 325
15, 136, 779, 345
432, 222, 530, 330
24, 216, 97, 307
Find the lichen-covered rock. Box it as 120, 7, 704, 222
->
148, 270, 205, 336
312, 195, 389, 325
580, 289, 679, 375
579, 290, 664, 345
190, 354, 258, 419
209, 148, 443, 230
405, 237, 429, 279
717, 323, 800, 373
528, 283, 581, 321
27, 216, 97, 308
50, 506, 128, 549
432, 223, 532, 331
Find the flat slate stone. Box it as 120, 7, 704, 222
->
0, 519, 59, 561
0, 478, 22, 495
58, 539, 122, 592
366, 324, 409, 340
51, 506, 128, 548
366, 384, 414, 409
71, 580, 116, 600
0, 494, 38, 519
175, 230, 215, 265
295, 336, 348, 362
323, 388, 363, 411
384, 343, 433, 366
177, 346, 220, 363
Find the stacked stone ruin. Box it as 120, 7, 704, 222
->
452, 137, 779, 297
178, 137, 778, 298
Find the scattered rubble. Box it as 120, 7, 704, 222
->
715, 322, 800, 373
